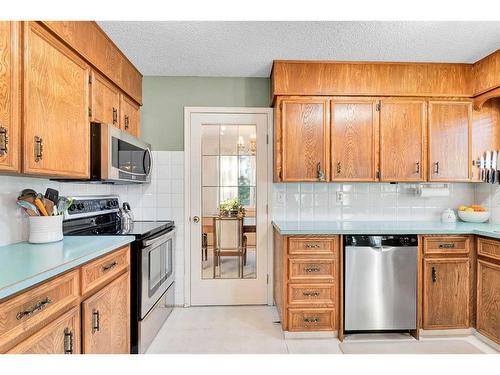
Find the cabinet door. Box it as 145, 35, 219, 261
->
278, 97, 330, 182
0, 21, 20, 173
428, 101, 471, 181
423, 258, 469, 329
90, 71, 120, 127
476, 260, 500, 344
120, 94, 140, 137
23, 22, 90, 178
331, 98, 378, 181
82, 272, 130, 354
380, 99, 426, 181
7, 307, 80, 354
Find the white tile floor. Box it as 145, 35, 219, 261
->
145, 306, 498, 354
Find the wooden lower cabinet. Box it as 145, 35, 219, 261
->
476, 259, 500, 344
82, 271, 130, 354
7, 307, 80, 354
274, 230, 339, 332
422, 258, 470, 329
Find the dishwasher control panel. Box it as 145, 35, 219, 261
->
344, 235, 418, 247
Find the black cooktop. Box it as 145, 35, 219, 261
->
63, 212, 174, 240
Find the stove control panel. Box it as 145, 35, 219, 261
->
65, 196, 120, 220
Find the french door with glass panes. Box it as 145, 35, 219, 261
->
188, 111, 270, 305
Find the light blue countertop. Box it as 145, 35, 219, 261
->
0, 236, 135, 301
272, 220, 500, 239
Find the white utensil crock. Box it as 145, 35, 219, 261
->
28, 215, 63, 244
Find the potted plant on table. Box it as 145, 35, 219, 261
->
219, 198, 245, 217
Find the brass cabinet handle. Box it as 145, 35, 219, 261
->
303, 317, 320, 323
317, 162, 325, 181
304, 266, 321, 273
112, 108, 117, 124
124, 115, 129, 129
101, 261, 118, 272
415, 161, 420, 174
0, 126, 8, 156
336, 161, 341, 175
304, 244, 321, 249
34, 136, 43, 162
92, 309, 100, 334
16, 297, 52, 320
302, 291, 321, 297
64, 328, 74, 354
438, 243, 455, 249
431, 266, 437, 283
433, 161, 440, 175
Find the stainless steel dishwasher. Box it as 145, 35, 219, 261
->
344, 235, 418, 332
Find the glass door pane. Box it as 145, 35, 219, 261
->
200, 124, 257, 279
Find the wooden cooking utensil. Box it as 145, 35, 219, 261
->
34, 197, 49, 216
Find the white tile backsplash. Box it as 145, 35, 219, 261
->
272, 182, 476, 222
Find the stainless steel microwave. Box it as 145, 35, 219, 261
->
90, 123, 152, 184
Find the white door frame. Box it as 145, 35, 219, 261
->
184, 107, 274, 306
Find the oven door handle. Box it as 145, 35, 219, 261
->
142, 229, 176, 248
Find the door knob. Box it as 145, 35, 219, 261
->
193, 216, 200, 223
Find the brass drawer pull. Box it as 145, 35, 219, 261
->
433, 161, 440, 175
302, 291, 321, 297
317, 162, 325, 181
303, 317, 320, 323
34, 136, 43, 162
438, 243, 455, 249
431, 266, 437, 283
304, 244, 321, 249
16, 297, 52, 320
124, 115, 129, 129
0, 126, 8, 156
415, 161, 420, 174
304, 266, 321, 273
64, 328, 74, 354
92, 309, 100, 334
102, 261, 118, 272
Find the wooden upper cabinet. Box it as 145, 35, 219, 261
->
473, 49, 500, 96
120, 94, 141, 137
82, 272, 130, 354
428, 101, 472, 182
0, 21, 21, 173
379, 99, 426, 181
423, 258, 470, 329
90, 71, 120, 127
22, 22, 90, 178
331, 98, 378, 181
277, 97, 330, 182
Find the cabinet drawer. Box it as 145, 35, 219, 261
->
288, 237, 336, 256
477, 238, 500, 261
80, 245, 130, 296
423, 236, 470, 255
0, 270, 79, 353
7, 306, 80, 354
289, 259, 335, 282
288, 308, 336, 331
288, 284, 336, 306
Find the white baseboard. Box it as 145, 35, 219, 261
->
473, 331, 500, 352
283, 331, 338, 339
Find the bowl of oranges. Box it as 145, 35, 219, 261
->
457, 205, 490, 223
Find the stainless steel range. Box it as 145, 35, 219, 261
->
63, 195, 175, 353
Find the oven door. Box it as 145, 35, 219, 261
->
99, 123, 152, 183
140, 229, 175, 318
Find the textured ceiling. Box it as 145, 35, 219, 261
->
97, 21, 500, 77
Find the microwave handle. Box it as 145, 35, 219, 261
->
144, 148, 153, 178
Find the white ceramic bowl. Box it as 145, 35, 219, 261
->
457, 210, 490, 223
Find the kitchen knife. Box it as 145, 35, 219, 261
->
485, 151, 491, 183
44, 188, 59, 203
480, 155, 485, 182
497, 151, 500, 184
492, 151, 498, 184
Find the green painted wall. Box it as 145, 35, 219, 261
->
141, 76, 271, 151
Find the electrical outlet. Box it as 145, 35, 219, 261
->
336, 191, 344, 203
276, 191, 285, 205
